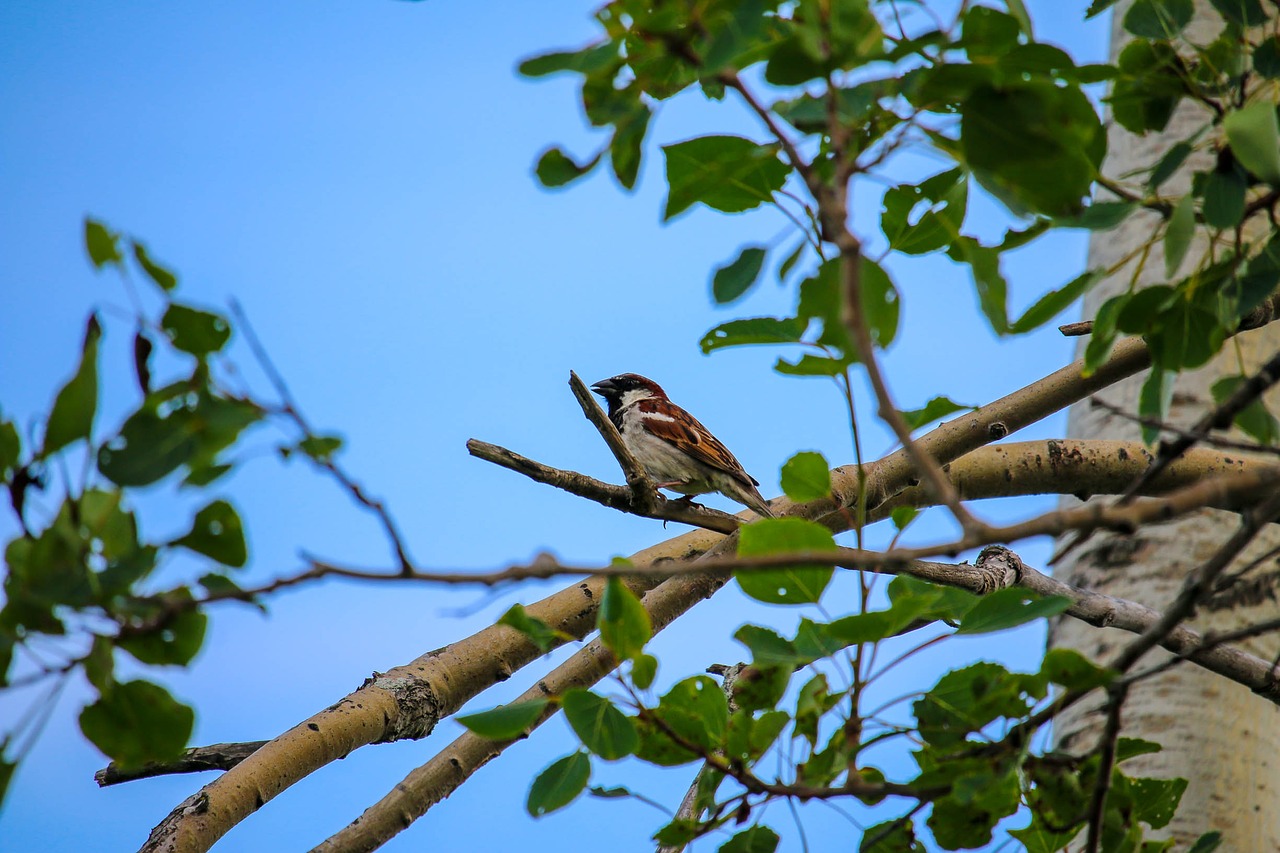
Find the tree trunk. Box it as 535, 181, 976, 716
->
1049, 2, 1280, 848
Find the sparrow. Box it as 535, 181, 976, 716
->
590, 373, 775, 518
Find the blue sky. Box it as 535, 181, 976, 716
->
0, 2, 1110, 850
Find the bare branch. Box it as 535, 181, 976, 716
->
96, 742, 267, 787
465, 438, 740, 533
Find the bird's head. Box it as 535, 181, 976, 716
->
590, 373, 667, 411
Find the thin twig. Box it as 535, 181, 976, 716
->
230, 300, 415, 571
96, 742, 268, 787
466, 438, 740, 533
1089, 396, 1280, 457
1057, 347, 1280, 563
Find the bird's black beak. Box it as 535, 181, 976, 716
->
590, 379, 616, 396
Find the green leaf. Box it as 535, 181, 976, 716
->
42, 315, 101, 457
599, 577, 650, 660
1116, 737, 1163, 762
1130, 776, 1188, 828
858, 257, 901, 348
526, 750, 590, 816
118, 610, 208, 667
161, 304, 231, 355
498, 604, 561, 653
1086, 0, 1120, 17
861, 818, 923, 851
734, 624, 806, 667
0, 758, 15, 810
1149, 141, 1194, 190
173, 500, 247, 567
950, 238, 1009, 334
1189, 832, 1223, 853
1209, 0, 1268, 26
701, 317, 806, 354
1009, 822, 1080, 853
648, 676, 729, 754
1056, 202, 1136, 231
777, 240, 806, 281
736, 517, 836, 605
955, 589, 1072, 635
561, 689, 637, 760
720, 826, 779, 853
84, 218, 122, 269
1110, 40, 1185, 134
1202, 168, 1247, 229
773, 354, 847, 376
662, 135, 788, 219
1254, 38, 1280, 79
99, 407, 197, 487
1225, 101, 1280, 185
609, 107, 650, 190
1212, 376, 1280, 445
298, 434, 343, 462
518, 42, 617, 77
1040, 648, 1113, 691
0, 420, 19, 475
131, 241, 178, 291
900, 396, 972, 431
1122, 0, 1193, 40
1139, 368, 1176, 446
712, 246, 767, 304
1164, 194, 1195, 278
891, 506, 919, 532
588, 785, 631, 799
914, 662, 1036, 748
631, 654, 657, 690
881, 168, 968, 256
534, 146, 600, 188
79, 680, 193, 768
960, 81, 1101, 216
1010, 270, 1103, 334
779, 451, 830, 502
458, 698, 549, 740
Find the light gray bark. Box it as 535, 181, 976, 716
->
1050, 3, 1280, 848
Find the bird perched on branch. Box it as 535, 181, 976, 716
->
590, 373, 775, 518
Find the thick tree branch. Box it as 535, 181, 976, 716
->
137, 301, 1280, 851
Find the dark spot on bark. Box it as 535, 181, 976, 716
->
1004, 468, 1013, 482
308, 723, 320, 732
450, 757, 461, 768
1074, 492, 1092, 502
987, 421, 1008, 439
1046, 439, 1064, 467
254, 793, 265, 810
579, 583, 593, 599
1117, 447, 1129, 461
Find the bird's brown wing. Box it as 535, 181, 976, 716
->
637, 399, 760, 488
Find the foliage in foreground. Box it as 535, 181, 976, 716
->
4, 0, 1280, 850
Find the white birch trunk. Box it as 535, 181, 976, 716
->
1050, 2, 1280, 848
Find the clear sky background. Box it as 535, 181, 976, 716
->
0, 2, 1110, 851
